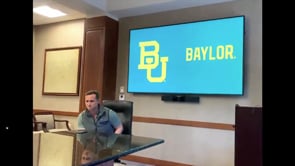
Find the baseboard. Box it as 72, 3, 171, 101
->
121, 155, 192, 166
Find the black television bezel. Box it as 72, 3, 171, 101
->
127, 15, 245, 96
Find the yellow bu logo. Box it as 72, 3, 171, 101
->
138, 41, 168, 83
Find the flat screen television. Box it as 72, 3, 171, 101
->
127, 16, 245, 95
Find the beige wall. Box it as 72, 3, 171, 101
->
33, 19, 84, 113
33, 0, 262, 165
116, 0, 261, 165
33, 19, 84, 130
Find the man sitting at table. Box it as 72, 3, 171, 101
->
77, 90, 123, 166
78, 90, 123, 134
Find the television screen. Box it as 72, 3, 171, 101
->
127, 16, 244, 95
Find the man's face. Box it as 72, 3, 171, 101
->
85, 94, 99, 111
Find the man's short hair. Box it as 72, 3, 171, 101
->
85, 90, 99, 100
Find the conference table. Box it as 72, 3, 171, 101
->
33, 130, 164, 166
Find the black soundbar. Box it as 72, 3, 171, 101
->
161, 95, 200, 103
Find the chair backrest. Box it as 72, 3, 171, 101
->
33, 112, 55, 130
102, 100, 133, 135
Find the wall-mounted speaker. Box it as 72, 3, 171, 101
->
161, 95, 200, 103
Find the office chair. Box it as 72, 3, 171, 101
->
102, 100, 133, 165
33, 111, 71, 132
33, 120, 48, 132
103, 100, 133, 135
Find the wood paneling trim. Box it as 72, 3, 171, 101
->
121, 155, 193, 166
134, 116, 235, 130
33, 109, 234, 130
33, 109, 79, 116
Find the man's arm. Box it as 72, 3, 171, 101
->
108, 110, 124, 134
114, 124, 123, 134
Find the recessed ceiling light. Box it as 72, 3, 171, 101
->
33, 5, 66, 18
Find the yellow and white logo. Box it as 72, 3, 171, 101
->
138, 41, 168, 83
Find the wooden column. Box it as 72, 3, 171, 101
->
235, 104, 262, 166
79, 16, 118, 112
